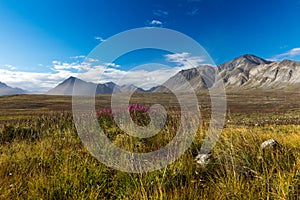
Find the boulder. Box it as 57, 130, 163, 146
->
261, 139, 280, 151
195, 152, 212, 167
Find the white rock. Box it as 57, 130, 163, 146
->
195, 152, 212, 167
261, 139, 279, 151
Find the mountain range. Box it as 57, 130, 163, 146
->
154, 54, 300, 92
1, 54, 299, 96
46, 76, 150, 95
218, 54, 299, 90
0, 82, 26, 96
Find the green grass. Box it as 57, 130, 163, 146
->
0, 91, 299, 199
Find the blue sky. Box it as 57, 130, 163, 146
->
1, 0, 300, 92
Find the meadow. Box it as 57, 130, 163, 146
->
0, 90, 299, 199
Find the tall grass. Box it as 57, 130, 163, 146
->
0, 110, 299, 199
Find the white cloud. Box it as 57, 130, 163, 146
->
70, 55, 86, 59
151, 20, 162, 25
94, 36, 106, 43
52, 61, 80, 70
1, 53, 207, 93
147, 20, 163, 27
104, 62, 120, 68
52, 61, 89, 72
0, 59, 104, 93
270, 47, 300, 61
288, 48, 300, 55
97, 67, 183, 89
165, 52, 208, 68
165, 52, 191, 62
0, 68, 76, 93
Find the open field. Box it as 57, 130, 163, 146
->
0, 90, 299, 199
0, 90, 299, 125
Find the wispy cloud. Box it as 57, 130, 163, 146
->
94, 36, 106, 43
153, 9, 169, 17
165, 52, 208, 68
3, 64, 17, 70
185, 0, 205, 15
70, 55, 86, 59
270, 47, 300, 61
187, 8, 199, 15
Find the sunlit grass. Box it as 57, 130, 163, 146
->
0, 91, 299, 199
0, 110, 299, 199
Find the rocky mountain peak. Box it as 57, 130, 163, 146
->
62, 76, 77, 83
219, 54, 272, 72
237, 54, 272, 65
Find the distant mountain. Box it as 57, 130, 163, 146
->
145, 86, 160, 92
0, 82, 26, 96
116, 84, 146, 93
104, 82, 118, 91
218, 55, 300, 89
47, 76, 77, 95
47, 77, 146, 95
154, 54, 300, 92
47, 76, 111, 95
154, 65, 217, 93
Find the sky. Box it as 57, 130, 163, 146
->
0, 0, 300, 92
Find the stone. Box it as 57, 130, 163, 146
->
261, 139, 280, 151
195, 152, 212, 167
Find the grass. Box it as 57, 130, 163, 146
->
0, 90, 299, 199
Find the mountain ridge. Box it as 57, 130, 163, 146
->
154, 54, 300, 92
0, 82, 26, 96
46, 77, 147, 96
